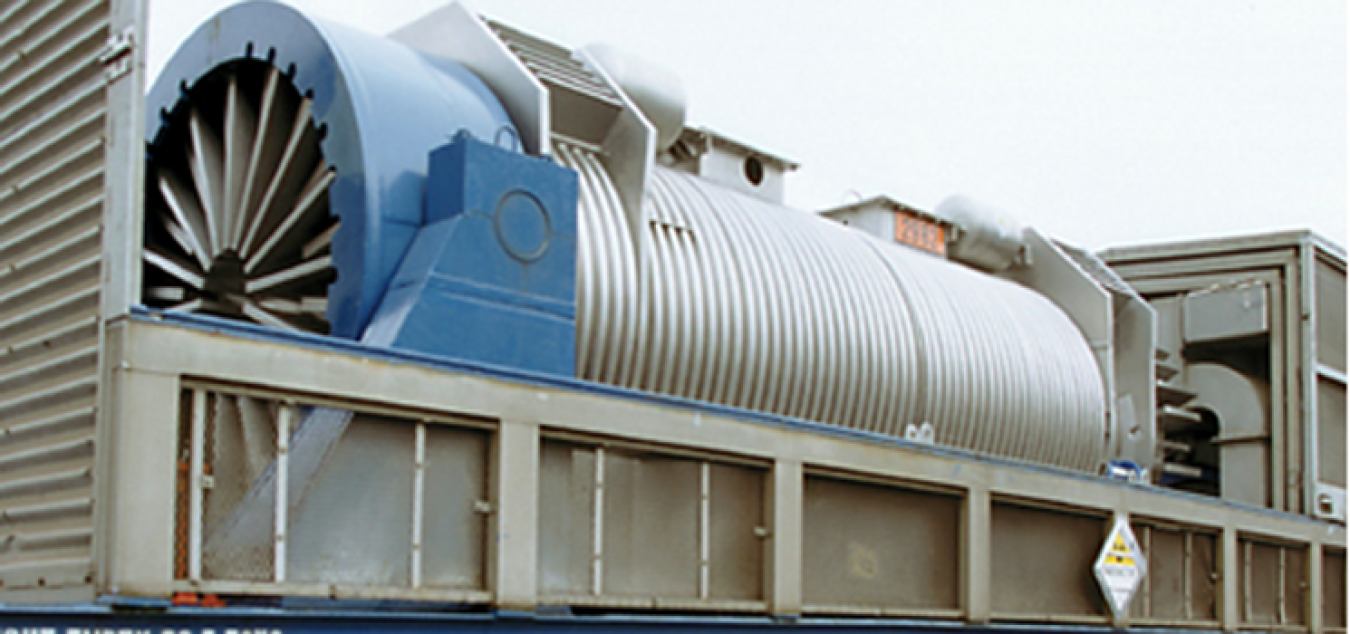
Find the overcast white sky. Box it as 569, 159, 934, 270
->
147, 0, 1347, 251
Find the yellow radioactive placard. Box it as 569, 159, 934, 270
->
1105, 534, 1134, 565
1094, 517, 1147, 618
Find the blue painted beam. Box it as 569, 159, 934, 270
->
0, 604, 1197, 633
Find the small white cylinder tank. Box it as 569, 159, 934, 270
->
935, 195, 1027, 273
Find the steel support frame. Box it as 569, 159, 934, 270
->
103, 318, 1345, 626
1108, 240, 1345, 520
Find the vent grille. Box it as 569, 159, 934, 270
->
1057, 240, 1138, 299
485, 18, 623, 109
0, 0, 108, 595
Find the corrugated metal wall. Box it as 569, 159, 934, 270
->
0, 0, 110, 597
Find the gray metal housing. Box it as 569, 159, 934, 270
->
1103, 232, 1347, 522
0, 0, 145, 601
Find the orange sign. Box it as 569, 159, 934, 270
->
894, 212, 946, 256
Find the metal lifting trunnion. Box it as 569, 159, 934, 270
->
0, 0, 1343, 631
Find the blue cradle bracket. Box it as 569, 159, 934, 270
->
364, 134, 579, 377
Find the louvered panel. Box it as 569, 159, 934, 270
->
0, 494, 92, 524
0, 226, 101, 307
0, 78, 104, 178
0, 252, 101, 311
0, 164, 102, 242
485, 18, 623, 108
0, 432, 96, 472
0, 0, 107, 596
0, 318, 99, 373
2, 403, 97, 446
0, 2, 107, 131
0, 137, 103, 218
0, 555, 91, 589
0, 281, 101, 351
0, 345, 99, 404
0, 103, 103, 189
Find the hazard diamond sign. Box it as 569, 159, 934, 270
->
1093, 517, 1147, 617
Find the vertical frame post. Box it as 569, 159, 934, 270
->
1242, 540, 1253, 624
962, 485, 991, 624
1183, 530, 1193, 621
1277, 546, 1288, 625
1269, 276, 1288, 511
698, 461, 711, 601
102, 340, 179, 594
274, 402, 294, 582
96, 0, 148, 586
592, 446, 605, 596
766, 459, 802, 617
100, 0, 147, 320
1308, 541, 1324, 633
411, 422, 427, 589
1298, 244, 1318, 518
187, 389, 206, 581
1221, 525, 1241, 629
1139, 524, 1152, 620
491, 420, 540, 611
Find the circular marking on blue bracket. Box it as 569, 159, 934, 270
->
494, 190, 551, 263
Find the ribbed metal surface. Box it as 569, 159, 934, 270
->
561, 143, 1106, 471
560, 143, 643, 390
485, 18, 623, 109
1056, 240, 1136, 298
0, 0, 107, 593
